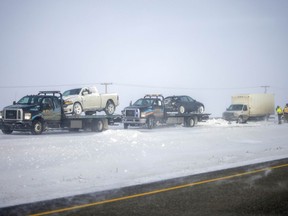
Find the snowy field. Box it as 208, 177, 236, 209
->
0, 118, 288, 208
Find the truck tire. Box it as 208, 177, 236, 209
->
178, 105, 185, 114
73, 102, 83, 115
237, 116, 245, 124
91, 119, 104, 132
186, 117, 196, 127
124, 123, 129, 129
31, 120, 43, 135
2, 127, 13, 134
105, 101, 115, 115
96, 119, 104, 132
147, 117, 155, 129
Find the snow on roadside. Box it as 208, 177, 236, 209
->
0, 118, 287, 207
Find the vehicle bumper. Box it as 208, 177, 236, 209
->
222, 112, 239, 121
122, 117, 147, 125
222, 112, 248, 122
0, 120, 33, 131
63, 105, 73, 114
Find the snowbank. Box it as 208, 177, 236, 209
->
0, 118, 288, 207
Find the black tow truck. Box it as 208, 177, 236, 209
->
0, 91, 120, 135
122, 94, 210, 129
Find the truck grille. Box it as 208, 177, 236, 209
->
222, 112, 235, 120
125, 109, 140, 117
4, 109, 23, 120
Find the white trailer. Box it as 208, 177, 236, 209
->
222, 94, 275, 123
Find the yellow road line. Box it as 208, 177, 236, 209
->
30, 163, 288, 216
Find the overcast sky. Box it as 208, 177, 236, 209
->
0, 0, 287, 116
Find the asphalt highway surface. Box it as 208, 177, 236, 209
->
1, 158, 288, 216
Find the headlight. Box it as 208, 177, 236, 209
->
141, 112, 146, 118
64, 100, 73, 105
24, 113, 32, 120
0, 111, 2, 119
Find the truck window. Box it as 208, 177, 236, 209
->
42, 98, 53, 109
155, 100, 162, 106
63, 88, 81, 97
228, 104, 244, 111
53, 97, 60, 109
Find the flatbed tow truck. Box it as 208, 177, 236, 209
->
0, 91, 121, 135
122, 94, 210, 129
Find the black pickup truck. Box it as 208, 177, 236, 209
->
0, 91, 119, 135
122, 94, 209, 129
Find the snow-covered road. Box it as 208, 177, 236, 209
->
1, 119, 288, 208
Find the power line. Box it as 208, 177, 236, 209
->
0, 83, 101, 89
0, 83, 285, 91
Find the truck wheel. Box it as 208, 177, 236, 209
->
96, 119, 104, 132
31, 120, 43, 135
92, 119, 104, 132
105, 101, 115, 115
237, 116, 244, 124
178, 105, 185, 114
147, 117, 155, 129
186, 117, 196, 127
198, 105, 205, 114
73, 102, 83, 115
124, 123, 129, 129
2, 127, 13, 134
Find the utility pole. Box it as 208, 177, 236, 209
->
261, 85, 270, 93
101, 83, 113, 93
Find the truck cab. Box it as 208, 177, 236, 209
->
0, 91, 63, 134
222, 104, 249, 123
122, 94, 165, 129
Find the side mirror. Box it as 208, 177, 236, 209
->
13, 101, 16, 105
130, 101, 132, 106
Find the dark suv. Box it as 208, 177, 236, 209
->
164, 95, 205, 114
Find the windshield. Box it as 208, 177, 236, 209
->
133, 99, 154, 106
63, 88, 81, 97
17, 96, 43, 105
227, 104, 244, 111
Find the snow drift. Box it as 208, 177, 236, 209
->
0, 118, 287, 208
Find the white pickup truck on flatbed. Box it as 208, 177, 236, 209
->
63, 87, 119, 115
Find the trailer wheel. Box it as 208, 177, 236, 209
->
31, 120, 43, 135
73, 102, 83, 115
